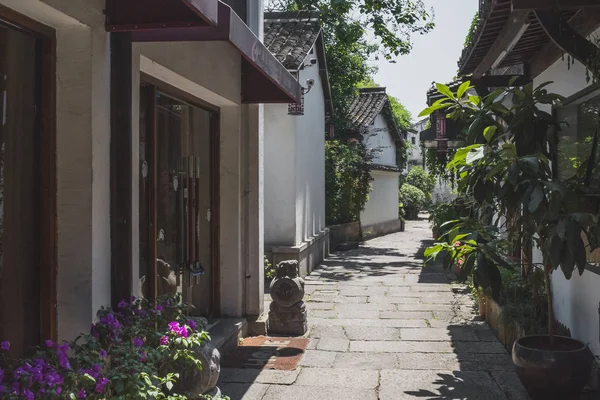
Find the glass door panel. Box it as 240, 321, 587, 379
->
139, 88, 214, 316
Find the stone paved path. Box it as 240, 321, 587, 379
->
220, 217, 530, 399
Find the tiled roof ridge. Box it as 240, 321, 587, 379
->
264, 10, 320, 22
359, 87, 387, 94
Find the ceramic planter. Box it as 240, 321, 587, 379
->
512, 335, 593, 400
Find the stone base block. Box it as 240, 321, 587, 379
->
268, 302, 308, 336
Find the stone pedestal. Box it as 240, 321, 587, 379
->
268, 260, 307, 336
170, 342, 221, 396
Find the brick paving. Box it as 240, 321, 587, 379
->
219, 217, 530, 399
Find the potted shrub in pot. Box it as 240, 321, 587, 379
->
422, 81, 600, 399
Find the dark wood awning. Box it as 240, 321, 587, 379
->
106, 0, 218, 30
458, 0, 600, 79
106, 1, 302, 104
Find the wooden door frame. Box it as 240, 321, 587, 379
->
139, 75, 221, 316
0, 4, 57, 341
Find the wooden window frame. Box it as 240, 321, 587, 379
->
0, 4, 57, 342
139, 76, 221, 315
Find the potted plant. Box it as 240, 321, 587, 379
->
422, 81, 600, 399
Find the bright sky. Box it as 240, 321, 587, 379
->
372, 0, 478, 123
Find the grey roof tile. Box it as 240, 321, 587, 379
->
264, 11, 321, 70
348, 87, 404, 143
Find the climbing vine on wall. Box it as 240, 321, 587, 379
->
325, 139, 373, 225
424, 148, 456, 184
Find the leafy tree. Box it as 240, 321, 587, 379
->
406, 166, 435, 195
388, 96, 413, 132
267, 0, 433, 133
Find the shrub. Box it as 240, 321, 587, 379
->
0, 294, 228, 400
399, 184, 426, 219
264, 256, 275, 280
406, 166, 436, 195
325, 140, 373, 225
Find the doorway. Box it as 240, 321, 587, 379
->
139, 83, 218, 317
0, 11, 56, 356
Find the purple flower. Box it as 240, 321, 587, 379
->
95, 377, 109, 393
132, 337, 144, 347
138, 350, 147, 363
130, 295, 137, 302
22, 389, 34, 400
188, 319, 197, 331
77, 388, 87, 398
155, 305, 163, 312
0, 368, 4, 383
0, 341, 9, 351
117, 300, 128, 309
45, 340, 54, 348
99, 349, 107, 359
160, 336, 169, 345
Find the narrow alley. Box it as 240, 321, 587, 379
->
220, 217, 530, 399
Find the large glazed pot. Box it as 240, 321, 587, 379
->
512, 335, 593, 400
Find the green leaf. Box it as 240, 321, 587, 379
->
466, 145, 485, 164
456, 81, 472, 99
528, 185, 544, 214
417, 103, 450, 117
435, 82, 456, 100
483, 126, 497, 143
166, 381, 174, 391
468, 95, 481, 106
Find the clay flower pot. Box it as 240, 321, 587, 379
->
512, 335, 593, 400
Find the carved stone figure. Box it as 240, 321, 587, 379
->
268, 260, 307, 335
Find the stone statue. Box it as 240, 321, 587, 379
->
268, 260, 307, 335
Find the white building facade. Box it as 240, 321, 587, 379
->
349, 88, 405, 239
263, 11, 333, 276
0, 0, 301, 356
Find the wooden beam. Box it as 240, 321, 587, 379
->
534, 8, 600, 75
513, 0, 600, 10
110, 32, 133, 307
472, 10, 531, 78
473, 74, 532, 87
529, 9, 600, 77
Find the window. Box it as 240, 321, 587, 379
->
411, 137, 416, 145
555, 87, 600, 181
554, 86, 600, 268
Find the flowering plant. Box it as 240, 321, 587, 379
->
0, 294, 223, 399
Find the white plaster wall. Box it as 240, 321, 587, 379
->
532, 26, 600, 356
364, 114, 396, 166
295, 55, 326, 243
264, 46, 326, 247
360, 170, 400, 227
264, 104, 297, 245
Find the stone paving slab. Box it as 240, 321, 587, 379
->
315, 338, 349, 352
400, 327, 480, 341
219, 218, 530, 400
379, 370, 509, 400
219, 383, 270, 400
297, 350, 336, 368
261, 385, 378, 400
219, 368, 300, 385
350, 340, 455, 353
295, 367, 379, 389
333, 351, 397, 369
343, 325, 401, 341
